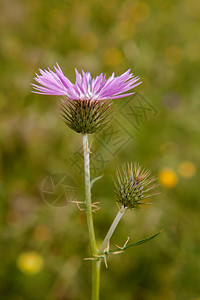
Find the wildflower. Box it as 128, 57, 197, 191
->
158, 168, 178, 188
17, 251, 44, 275
114, 163, 159, 209
32, 64, 141, 133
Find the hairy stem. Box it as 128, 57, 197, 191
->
82, 133, 100, 300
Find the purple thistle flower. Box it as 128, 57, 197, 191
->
32, 63, 141, 101
32, 64, 141, 134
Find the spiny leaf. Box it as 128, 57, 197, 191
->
124, 231, 161, 249
106, 231, 162, 255
108, 231, 162, 254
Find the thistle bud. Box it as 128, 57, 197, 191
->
60, 99, 113, 134
114, 163, 159, 209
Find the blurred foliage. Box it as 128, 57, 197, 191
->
0, 0, 200, 299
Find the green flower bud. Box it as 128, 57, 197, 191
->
114, 163, 159, 209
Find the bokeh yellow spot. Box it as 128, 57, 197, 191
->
17, 251, 44, 275
104, 48, 122, 67
158, 168, 178, 188
178, 161, 197, 178
165, 45, 182, 65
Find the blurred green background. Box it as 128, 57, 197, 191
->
1, 0, 200, 299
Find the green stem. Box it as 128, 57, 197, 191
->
99, 206, 126, 254
82, 133, 101, 300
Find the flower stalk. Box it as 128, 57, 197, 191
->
99, 206, 126, 254
82, 133, 100, 300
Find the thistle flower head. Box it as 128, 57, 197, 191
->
114, 163, 159, 209
32, 64, 141, 134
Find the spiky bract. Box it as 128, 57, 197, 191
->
60, 99, 113, 134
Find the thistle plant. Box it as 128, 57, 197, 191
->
32, 64, 160, 300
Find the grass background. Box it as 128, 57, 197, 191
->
0, 0, 200, 299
